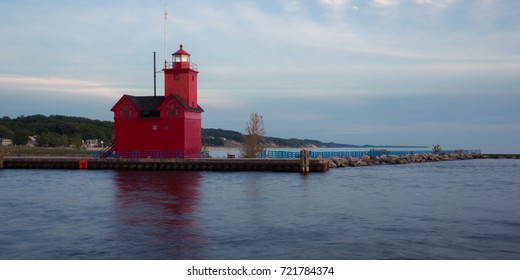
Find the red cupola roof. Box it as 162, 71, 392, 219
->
173, 44, 190, 56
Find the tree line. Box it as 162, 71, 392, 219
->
1, 114, 252, 148
1, 114, 363, 151
0, 115, 113, 147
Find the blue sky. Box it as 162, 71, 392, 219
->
1, 0, 519, 152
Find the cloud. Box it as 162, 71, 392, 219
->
414, 0, 456, 9
0, 75, 140, 99
283, 0, 301, 12
198, 88, 246, 109
372, 0, 401, 7
189, 1, 516, 65
414, 0, 454, 5
318, 0, 350, 11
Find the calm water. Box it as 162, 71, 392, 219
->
0, 159, 519, 260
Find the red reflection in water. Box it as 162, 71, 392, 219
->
113, 171, 205, 259
115, 171, 201, 214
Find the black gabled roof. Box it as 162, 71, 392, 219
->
124, 94, 204, 113
172, 95, 205, 112
125, 95, 165, 111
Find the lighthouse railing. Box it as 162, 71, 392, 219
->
164, 61, 198, 71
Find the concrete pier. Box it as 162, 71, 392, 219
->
482, 154, 520, 159
2, 157, 330, 173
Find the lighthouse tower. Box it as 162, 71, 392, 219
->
164, 44, 199, 107
110, 44, 203, 159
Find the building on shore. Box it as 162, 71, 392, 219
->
111, 44, 203, 158
1, 138, 13, 147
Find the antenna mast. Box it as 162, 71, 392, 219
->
164, 2, 168, 68
153, 52, 157, 97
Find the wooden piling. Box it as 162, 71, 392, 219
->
0, 156, 3, 169
300, 149, 310, 174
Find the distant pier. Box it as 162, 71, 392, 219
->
482, 154, 520, 159
1, 157, 330, 173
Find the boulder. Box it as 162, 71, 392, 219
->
348, 158, 367, 167
346, 157, 357, 167
331, 157, 348, 167
388, 155, 400, 164
360, 155, 371, 163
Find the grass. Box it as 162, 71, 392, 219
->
0, 146, 95, 157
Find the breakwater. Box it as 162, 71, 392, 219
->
327, 152, 485, 168
1, 157, 329, 173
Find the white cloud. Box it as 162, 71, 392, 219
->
198, 88, 246, 109
372, 0, 401, 7
0, 75, 139, 99
283, 0, 301, 12
414, 0, 456, 9
173, 1, 519, 69
318, 0, 350, 11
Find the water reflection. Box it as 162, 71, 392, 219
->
112, 171, 206, 259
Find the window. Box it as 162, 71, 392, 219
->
169, 104, 175, 116
152, 125, 158, 131
122, 105, 129, 117
165, 125, 169, 130
174, 75, 180, 80
192, 76, 195, 81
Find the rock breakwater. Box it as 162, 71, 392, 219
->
327, 153, 483, 168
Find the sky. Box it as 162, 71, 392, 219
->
1, 0, 519, 153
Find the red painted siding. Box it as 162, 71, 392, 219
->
164, 68, 198, 107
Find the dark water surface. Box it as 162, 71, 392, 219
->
1, 159, 519, 259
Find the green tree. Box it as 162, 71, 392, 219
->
47, 132, 61, 147
71, 134, 83, 149
38, 132, 51, 147
0, 124, 14, 139
241, 112, 266, 158
13, 129, 31, 145
59, 134, 69, 147
432, 144, 442, 154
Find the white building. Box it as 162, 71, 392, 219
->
85, 139, 101, 148
1, 138, 13, 146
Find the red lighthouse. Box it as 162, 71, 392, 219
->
110, 44, 204, 158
